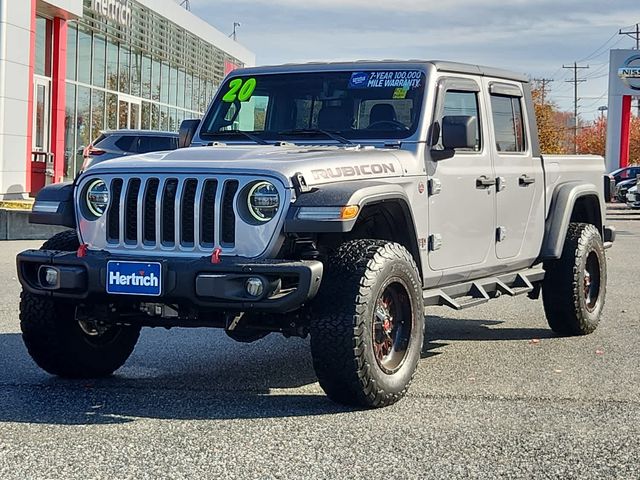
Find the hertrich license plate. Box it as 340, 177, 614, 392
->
106, 261, 162, 296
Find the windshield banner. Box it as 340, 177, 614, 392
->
349, 71, 422, 90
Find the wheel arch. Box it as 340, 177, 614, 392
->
541, 181, 604, 260
285, 182, 423, 280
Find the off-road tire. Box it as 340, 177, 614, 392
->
542, 222, 607, 336
310, 240, 424, 408
20, 230, 141, 378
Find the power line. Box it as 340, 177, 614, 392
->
619, 23, 640, 49
563, 62, 590, 154
533, 78, 553, 105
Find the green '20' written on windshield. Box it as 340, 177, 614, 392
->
222, 78, 257, 103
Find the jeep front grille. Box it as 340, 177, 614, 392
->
79, 173, 288, 258
105, 176, 242, 249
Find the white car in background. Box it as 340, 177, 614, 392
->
626, 185, 640, 209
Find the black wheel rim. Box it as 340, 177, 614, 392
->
372, 280, 414, 374
584, 250, 601, 312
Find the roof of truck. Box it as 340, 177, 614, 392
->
231, 60, 529, 83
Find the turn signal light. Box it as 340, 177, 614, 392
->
340, 205, 360, 220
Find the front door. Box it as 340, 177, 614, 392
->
428, 78, 495, 272
487, 83, 544, 260
118, 96, 141, 130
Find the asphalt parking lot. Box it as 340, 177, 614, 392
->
0, 206, 639, 479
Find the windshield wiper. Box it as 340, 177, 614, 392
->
203, 130, 269, 145
277, 129, 353, 145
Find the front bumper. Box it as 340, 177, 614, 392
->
17, 250, 323, 313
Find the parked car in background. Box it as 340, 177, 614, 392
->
626, 184, 640, 208
610, 165, 640, 184
82, 130, 179, 170
615, 177, 638, 203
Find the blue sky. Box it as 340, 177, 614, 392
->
190, 0, 640, 119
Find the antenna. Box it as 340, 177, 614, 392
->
230, 22, 241, 41
179, 0, 191, 11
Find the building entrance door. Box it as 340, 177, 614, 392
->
118, 96, 141, 130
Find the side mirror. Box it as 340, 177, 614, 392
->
442, 115, 477, 150
178, 119, 201, 148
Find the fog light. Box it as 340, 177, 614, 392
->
245, 277, 265, 297
39, 266, 59, 288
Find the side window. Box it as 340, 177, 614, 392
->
439, 90, 481, 151
114, 135, 136, 152
137, 136, 177, 153
490, 94, 526, 153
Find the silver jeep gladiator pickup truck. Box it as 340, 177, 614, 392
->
18, 61, 615, 408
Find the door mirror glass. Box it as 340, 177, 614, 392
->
178, 119, 201, 148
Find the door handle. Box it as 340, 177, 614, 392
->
519, 175, 536, 186
476, 176, 496, 189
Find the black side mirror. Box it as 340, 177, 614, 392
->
442, 115, 477, 150
178, 119, 201, 148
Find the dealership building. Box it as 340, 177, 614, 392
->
0, 0, 254, 199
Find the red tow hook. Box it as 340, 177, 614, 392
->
211, 247, 222, 264
77, 244, 88, 258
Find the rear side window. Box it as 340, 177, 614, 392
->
137, 136, 178, 153
490, 95, 526, 153
114, 135, 137, 151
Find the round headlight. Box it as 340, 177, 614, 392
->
86, 179, 110, 218
247, 181, 280, 222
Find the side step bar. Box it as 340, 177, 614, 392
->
423, 267, 546, 310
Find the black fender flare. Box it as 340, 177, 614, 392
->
541, 181, 603, 259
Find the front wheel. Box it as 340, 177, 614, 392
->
310, 240, 424, 408
542, 223, 607, 336
20, 293, 141, 378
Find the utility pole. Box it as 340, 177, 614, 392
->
619, 23, 640, 49
533, 78, 553, 105
563, 62, 589, 154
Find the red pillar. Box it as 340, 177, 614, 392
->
50, 18, 68, 183
620, 95, 632, 168
25, 0, 37, 194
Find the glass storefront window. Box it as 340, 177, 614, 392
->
35, 16, 52, 77
106, 40, 118, 91
131, 51, 142, 97
151, 59, 161, 102
160, 105, 169, 131
185, 73, 193, 112
151, 103, 160, 130
168, 108, 177, 132
160, 62, 169, 104
64, 84, 76, 180
76, 86, 91, 168
66, 24, 77, 81
141, 55, 152, 99
177, 69, 186, 109
77, 28, 92, 84
92, 35, 106, 88
119, 46, 130, 94
169, 67, 177, 106
141, 101, 151, 129
106, 93, 118, 130
91, 90, 105, 140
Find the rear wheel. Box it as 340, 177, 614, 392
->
542, 223, 607, 336
20, 230, 140, 378
310, 240, 424, 408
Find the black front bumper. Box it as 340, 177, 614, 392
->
17, 249, 323, 313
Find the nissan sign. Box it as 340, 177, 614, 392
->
90, 0, 132, 28
618, 55, 640, 91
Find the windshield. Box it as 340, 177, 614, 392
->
199, 70, 426, 142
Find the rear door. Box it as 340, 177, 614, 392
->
487, 82, 544, 260
428, 77, 495, 271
